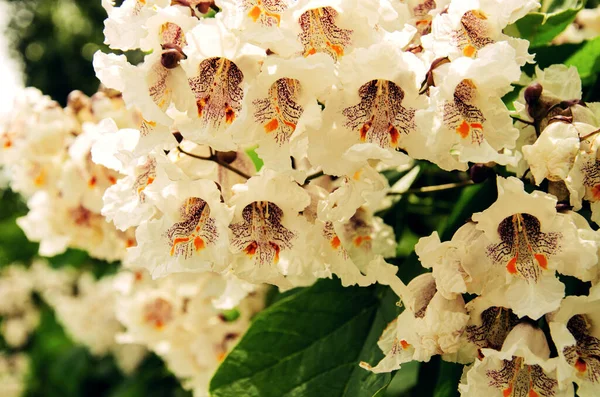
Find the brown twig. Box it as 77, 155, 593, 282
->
177, 146, 252, 179
388, 179, 474, 195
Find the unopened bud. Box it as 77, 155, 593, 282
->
161, 48, 186, 69
469, 163, 493, 184
524, 83, 543, 107
196, 1, 214, 14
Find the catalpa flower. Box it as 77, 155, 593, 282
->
59, 121, 122, 214
1, 88, 76, 170
17, 191, 127, 261
102, 0, 170, 51
361, 273, 469, 373
177, 18, 265, 151
216, 0, 299, 56
276, 0, 366, 61
128, 179, 233, 278
93, 50, 194, 149
309, 40, 425, 175
231, 53, 335, 177
549, 295, 600, 397
90, 119, 193, 231
459, 293, 520, 363
416, 42, 520, 171
567, 131, 600, 225
422, 0, 538, 65
415, 222, 498, 300
459, 323, 570, 397
472, 177, 598, 318
316, 165, 389, 224
522, 121, 593, 186
227, 171, 314, 288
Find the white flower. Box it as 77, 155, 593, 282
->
102, 0, 170, 51
129, 179, 233, 278
522, 121, 586, 185
275, 0, 382, 61
17, 191, 128, 261
459, 323, 570, 397
361, 273, 469, 373
548, 295, 600, 397
316, 165, 389, 223
471, 177, 598, 318
49, 273, 124, 356
0, 353, 29, 397
115, 269, 265, 396
231, 53, 335, 177
415, 222, 496, 300
416, 43, 520, 171
457, 293, 520, 364
567, 132, 600, 224
227, 171, 313, 287
177, 18, 265, 151
60, 121, 122, 214
422, 0, 538, 65
308, 40, 424, 175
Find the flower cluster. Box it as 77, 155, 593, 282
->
0, 260, 264, 395
361, 66, 600, 397
82, 0, 541, 290
0, 88, 139, 261
6, 0, 600, 395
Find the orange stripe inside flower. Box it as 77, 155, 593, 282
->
264, 118, 279, 133
575, 358, 587, 373
591, 184, 600, 200
353, 235, 372, 247
330, 236, 341, 249
506, 253, 548, 274
463, 44, 476, 57
248, 4, 281, 25
456, 120, 483, 138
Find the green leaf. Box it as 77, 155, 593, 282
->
432, 362, 463, 397
210, 278, 401, 397
245, 146, 264, 171
437, 178, 497, 241
564, 36, 600, 85
505, 0, 585, 48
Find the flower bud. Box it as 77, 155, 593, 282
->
524, 83, 543, 107
161, 48, 186, 69
469, 163, 493, 184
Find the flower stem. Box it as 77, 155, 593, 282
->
177, 146, 252, 180
388, 179, 474, 195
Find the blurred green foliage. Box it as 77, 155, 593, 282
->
7, 0, 108, 104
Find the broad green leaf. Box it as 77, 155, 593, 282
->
564, 36, 600, 85
383, 361, 419, 396
209, 278, 401, 397
530, 37, 600, 92
432, 362, 463, 397
437, 178, 497, 241
505, 0, 585, 48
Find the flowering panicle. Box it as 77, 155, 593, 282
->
9, 0, 600, 395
